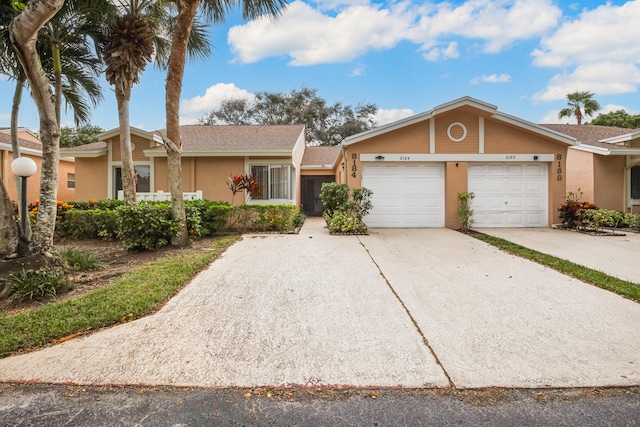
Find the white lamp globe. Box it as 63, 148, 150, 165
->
11, 157, 37, 177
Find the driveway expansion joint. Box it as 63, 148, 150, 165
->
357, 237, 456, 390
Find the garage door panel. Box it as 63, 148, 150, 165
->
363, 163, 444, 228
470, 162, 548, 228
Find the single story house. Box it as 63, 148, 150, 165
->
337, 97, 577, 228
62, 125, 340, 211
0, 127, 76, 203
541, 124, 640, 214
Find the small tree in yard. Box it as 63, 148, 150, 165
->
456, 192, 475, 233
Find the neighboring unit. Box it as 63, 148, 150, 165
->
338, 97, 577, 228
542, 124, 640, 213
62, 125, 338, 210
0, 127, 76, 203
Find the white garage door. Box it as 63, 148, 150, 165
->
468, 162, 548, 227
362, 163, 445, 227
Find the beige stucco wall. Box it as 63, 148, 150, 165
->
1, 151, 75, 203
444, 161, 468, 228
111, 134, 153, 162
565, 148, 595, 203
154, 156, 245, 204
594, 155, 625, 211
74, 157, 108, 201
343, 111, 570, 228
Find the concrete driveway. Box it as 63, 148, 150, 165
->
480, 228, 640, 283
0, 219, 639, 389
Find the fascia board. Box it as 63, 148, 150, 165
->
143, 149, 293, 158
600, 130, 640, 144
0, 142, 42, 157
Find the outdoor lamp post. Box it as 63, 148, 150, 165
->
11, 157, 37, 237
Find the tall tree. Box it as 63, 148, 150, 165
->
104, 0, 161, 206
164, 0, 288, 246
591, 110, 640, 129
60, 124, 104, 147
9, 0, 65, 254
558, 91, 601, 126
198, 87, 377, 145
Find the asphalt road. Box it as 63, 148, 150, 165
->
1, 384, 639, 426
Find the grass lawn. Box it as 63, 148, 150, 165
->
0, 235, 239, 358
473, 233, 640, 303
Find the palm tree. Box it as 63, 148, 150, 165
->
104, 0, 163, 205
558, 91, 601, 125
9, 0, 65, 254
164, 0, 288, 246
2, 0, 113, 254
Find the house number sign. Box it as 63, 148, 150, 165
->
556, 154, 562, 181
351, 153, 357, 178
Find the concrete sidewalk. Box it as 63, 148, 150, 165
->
480, 228, 640, 283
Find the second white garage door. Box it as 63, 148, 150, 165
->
468, 162, 548, 227
362, 163, 445, 228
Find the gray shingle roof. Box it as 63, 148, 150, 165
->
152, 125, 305, 153
540, 124, 634, 150
0, 133, 42, 152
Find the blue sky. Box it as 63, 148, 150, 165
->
1, 0, 639, 133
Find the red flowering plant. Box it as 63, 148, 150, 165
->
558, 189, 598, 229
227, 173, 264, 203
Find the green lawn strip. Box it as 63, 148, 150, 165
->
472, 233, 640, 303
0, 235, 239, 358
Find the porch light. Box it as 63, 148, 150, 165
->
11, 157, 37, 237
375, 155, 385, 160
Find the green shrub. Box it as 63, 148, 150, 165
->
293, 210, 306, 228
186, 200, 232, 235
456, 192, 475, 233
227, 204, 298, 232
319, 183, 350, 218
327, 211, 367, 234
95, 199, 124, 210
66, 200, 91, 210
116, 203, 180, 250
59, 247, 104, 271
8, 268, 73, 302
624, 213, 640, 230
56, 209, 119, 240
185, 204, 203, 238
584, 209, 625, 230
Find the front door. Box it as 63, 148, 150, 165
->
302, 175, 334, 216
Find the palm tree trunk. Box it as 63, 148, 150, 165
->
116, 85, 136, 205
11, 77, 33, 251
165, 0, 199, 247
9, 0, 64, 254
53, 41, 62, 126
0, 179, 19, 258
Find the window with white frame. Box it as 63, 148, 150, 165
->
67, 173, 76, 189
250, 164, 292, 200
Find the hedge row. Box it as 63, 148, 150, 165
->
55, 200, 303, 250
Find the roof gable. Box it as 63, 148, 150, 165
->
301, 146, 341, 169
343, 96, 576, 147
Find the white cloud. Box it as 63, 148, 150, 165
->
181, 83, 256, 115
228, 0, 561, 66
348, 63, 366, 77
180, 83, 256, 125
423, 41, 459, 62
0, 112, 9, 121
470, 73, 511, 85
373, 108, 415, 126
533, 1, 640, 100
